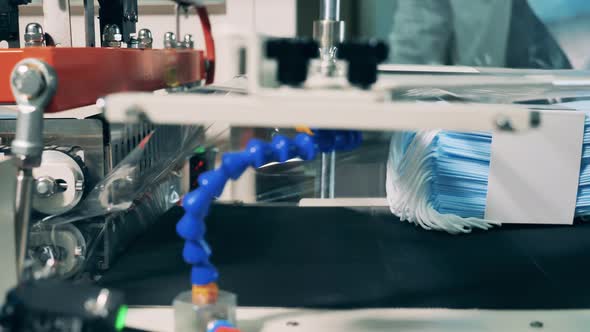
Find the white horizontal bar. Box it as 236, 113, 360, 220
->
104, 91, 537, 132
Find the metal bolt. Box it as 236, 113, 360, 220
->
24, 23, 45, 47
11, 64, 46, 100
286, 321, 299, 327
127, 35, 139, 49
137, 29, 153, 49
183, 34, 194, 49
124, 11, 138, 22
530, 321, 543, 329
495, 114, 514, 131
164, 31, 177, 49
102, 24, 122, 48
75, 180, 84, 192
36, 176, 56, 197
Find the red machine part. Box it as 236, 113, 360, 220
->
197, 5, 215, 84
0, 47, 206, 113
214, 327, 241, 332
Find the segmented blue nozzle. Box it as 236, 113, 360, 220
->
245, 139, 274, 168
183, 190, 213, 218
191, 262, 219, 285
294, 133, 316, 160
314, 129, 362, 152
221, 152, 250, 180
178, 130, 363, 286
183, 239, 211, 264
176, 214, 206, 241
271, 134, 298, 162
198, 169, 229, 198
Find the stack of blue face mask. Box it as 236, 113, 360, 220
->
386, 104, 590, 234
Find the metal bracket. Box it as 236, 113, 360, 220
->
10, 58, 57, 281
98, 0, 138, 44
11, 59, 57, 167
43, 0, 73, 47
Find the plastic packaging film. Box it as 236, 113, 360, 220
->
27, 124, 205, 279
37, 125, 203, 227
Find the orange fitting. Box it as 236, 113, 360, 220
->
192, 282, 219, 305
295, 126, 314, 136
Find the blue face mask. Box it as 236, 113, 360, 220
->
387, 99, 590, 233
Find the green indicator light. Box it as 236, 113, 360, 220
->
194, 146, 206, 154
115, 305, 128, 331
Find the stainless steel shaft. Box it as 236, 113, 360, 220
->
320, 0, 340, 21
14, 168, 34, 280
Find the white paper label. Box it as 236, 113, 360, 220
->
484, 110, 585, 224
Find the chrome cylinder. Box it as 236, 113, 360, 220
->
313, 20, 345, 51
320, 0, 340, 21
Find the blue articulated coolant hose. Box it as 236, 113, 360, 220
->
176, 129, 362, 298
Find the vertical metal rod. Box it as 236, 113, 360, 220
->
175, 4, 182, 43
320, 151, 336, 199
14, 168, 34, 281
320, 0, 340, 21
329, 151, 335, 198
176, 4, 189, 46
320, 152, 328, 198
83, 0, 95, 47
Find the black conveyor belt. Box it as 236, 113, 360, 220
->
102, 205, 590, 309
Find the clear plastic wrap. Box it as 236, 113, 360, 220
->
38, 125, 203, 226
28, 124, 205, 278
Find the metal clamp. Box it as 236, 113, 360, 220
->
10, 58, 57, 281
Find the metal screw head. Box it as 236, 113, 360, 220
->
102, 24, 122, 47
24, 23, 44, 47
137, 28, 153, 49
11, 64, 46, 100
183, 34, 194, 49
36, 176, 56, 197
164, 31, 177, 49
